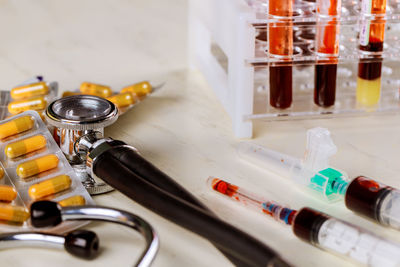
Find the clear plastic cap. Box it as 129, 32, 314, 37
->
304, 127, 337, 172
237, 127, 349, 202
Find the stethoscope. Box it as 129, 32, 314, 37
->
1, 95, 290, 267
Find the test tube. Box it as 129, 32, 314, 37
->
356, 0, 386, 107
314, 0, 341, 107
268, 0, 293, 109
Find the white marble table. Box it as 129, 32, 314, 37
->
1, 1, 400, 266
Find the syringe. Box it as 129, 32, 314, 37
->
237, 127, 400, 231
237, 128, 349, 202
208, 177, 297, 225
208, 177, 400, 267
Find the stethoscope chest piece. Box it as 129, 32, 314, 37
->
46, 95, 119, 195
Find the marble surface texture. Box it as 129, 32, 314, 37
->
1, 0, 400, 266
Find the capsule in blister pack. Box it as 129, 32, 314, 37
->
8, 96, 47, 115
0, 185, 17, 202
0, 162, 30, 224
80, 82, 112, 98
0, 76, 58, 120
0, 110, 94, 232
11, 81, 49, 100
121, 81, 152, 97
5, 135, 47, 159
106, 92, 138, 108
28, 174, 71, 200
58, 195, 86, 207
0, 116, 35, 140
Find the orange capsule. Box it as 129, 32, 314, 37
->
80, 82, 112, 98
28, 175, 71, 200
106, 92, 138, 108
121, 81, 152, 97
8, 96, 47, 115
0, 204, 29, 223
0, 116, 35, 139
11, 81, 49, 100
16, 154, 59, 179
62, 91, 82, 97
0, 166, 4, 180
0, 185, 17, 202
58, 195, 86, 207
5, 135, 47, 159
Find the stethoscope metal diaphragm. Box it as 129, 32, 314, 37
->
45, 95, 119, 195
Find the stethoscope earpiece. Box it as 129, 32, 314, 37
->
65, 230, 100, 259
31, 200, 62, 228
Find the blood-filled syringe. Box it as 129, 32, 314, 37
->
208, 177, 400, 267
237, 127, 400, 231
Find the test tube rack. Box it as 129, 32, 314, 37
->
188, 0, 400, 138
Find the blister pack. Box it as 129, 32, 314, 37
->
0, 76, 58, 120
0, 110, 94, 232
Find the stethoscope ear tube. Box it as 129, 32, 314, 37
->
31, 201, 159, 267
0, 229, 99, 259
101, 144, 251, 266
92, 152, 289, 267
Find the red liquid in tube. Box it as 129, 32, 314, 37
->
314, 0, 341, 107
268, 0, 293, 109
345, 176, 390, 221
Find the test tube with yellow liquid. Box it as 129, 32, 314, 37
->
356, 0, 386, 107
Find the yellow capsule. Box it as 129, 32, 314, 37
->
0, 116, 35, 139
80, 82, 112, 98
62, 91, 82, 97
0, 185, 17, 202
0, 204, 29, 223
16, 154, 59, 179
5, 135, 47, 159
106, 92, 138, 108
121, 81, 152, 97
0, 166, 4, 180
58, 195, 86, 207
8, 96, 47, 115
28, 175, 71, 200
11, 82, 49, 100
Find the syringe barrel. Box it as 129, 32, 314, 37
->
237, 142, 348, 201
345, 176, 400, 230
379, 189, 400, 229
237, 142, 301, 180
293, 207, 400, 267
